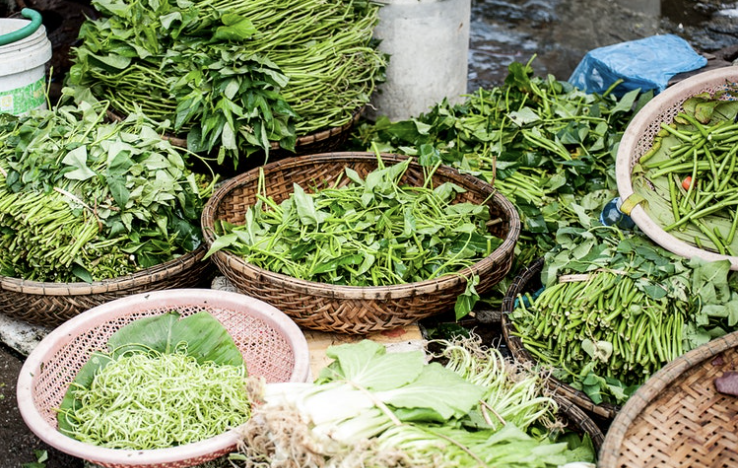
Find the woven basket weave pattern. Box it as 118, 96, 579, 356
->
599, 331, 738, 467
202, 152, 520, 335
0, 246, 214, 328
501, 258, 620, 419
19, 290, 309, 467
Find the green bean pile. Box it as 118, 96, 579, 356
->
634, 92, 738, 255
0, 98, 213, 282
60, 350, 250, 450
511, 270, 688, 389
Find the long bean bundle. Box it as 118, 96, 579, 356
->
0, 97, 214, 282
69, 0, 386, 165
509, 221, 738, 406
633, 90, 738, 255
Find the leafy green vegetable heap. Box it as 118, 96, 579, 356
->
206, 157, 504, 319
69, 0, 386, 166
351, 59, 652, 301
235, 338, 595, 468
59, 311, 249, 450
632, 87, 738, 255
0, 97, 214, 282
510, 217, 738, 405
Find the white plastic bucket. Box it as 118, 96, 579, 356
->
367, 0, 471, 122
0, 18, 52, 116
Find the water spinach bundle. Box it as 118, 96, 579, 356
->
235, 338, 595, 467
69, 0, 386, 166
58, 311, 250, 450
0, 97, 214, 282
351, 58, 652, 275
631, 88, 738, 255
509, 219, 738, 406
205, 157, 504, 319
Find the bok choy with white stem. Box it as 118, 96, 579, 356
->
235, 337, 596, 467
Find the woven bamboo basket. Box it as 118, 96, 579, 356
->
616, 66, 738, 270
201, 152, 521, 335
501, 258, 621, 419
0, 245, 214, 328
599, 329, 738, 467
553, 394, 605, 453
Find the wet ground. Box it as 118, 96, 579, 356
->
1, 0, 737, 467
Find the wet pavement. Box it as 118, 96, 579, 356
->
1, 0, 737, 467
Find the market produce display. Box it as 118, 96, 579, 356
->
234, 338, 595, 468
508, 216, 738, 406
68, 0, 386, 166
350, 58, 654, 305
631, 87, 738, 255
0, 93, 214, 283
57, 310, 250, 450
204, 154, 505, 319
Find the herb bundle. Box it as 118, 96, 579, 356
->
0, 95, 214, 282
205, 157, 504, 319
235, 338, 595, 468
69, 0, 386, 166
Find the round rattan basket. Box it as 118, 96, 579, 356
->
0, 245, 214, 328
16, 288, 312, 468
501, 258, 621, 419
616, 65, 738, 270
553, 394, 605, 453
201, 152, 521, 335
599, 329, 738, 467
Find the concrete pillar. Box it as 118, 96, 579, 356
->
367, 0, 471, 122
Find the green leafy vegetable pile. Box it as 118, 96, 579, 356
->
205, 156, 504, 319
58, 311, 250, 450
510, 216, 738, 405
235, 338, 595, 468
632, 87, 738, 255
69, 0, 386, 166
350, 58, 652, 304
0, 94, 214, 282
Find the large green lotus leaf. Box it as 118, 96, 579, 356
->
107, 310, 245, 367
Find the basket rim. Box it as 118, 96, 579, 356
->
106, 107, 364, 150
616, 66, 738, 270
500, 257, 621, 419
0, 244, 208, 296
16, 288, 311, 467
200, 151, 521, 300
598, 329, 738, 467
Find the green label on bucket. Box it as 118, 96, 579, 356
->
0, 76, 46, 115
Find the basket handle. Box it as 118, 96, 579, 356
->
0, 9, 43, 46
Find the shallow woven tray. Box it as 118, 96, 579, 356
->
0, 245, 214, 328
17, 289, 311, 468
616, 66, 738, 269
501, 257, 621, 419
599, 329, 738, 467
554, 394, 605, 453
202, 152, 521, 335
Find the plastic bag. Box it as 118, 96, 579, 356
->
568, 34, 707, 96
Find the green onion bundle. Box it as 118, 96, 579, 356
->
0, 96, 214, 282
60, 349, 250, 450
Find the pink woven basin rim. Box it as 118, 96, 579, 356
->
16, 288, 311, 468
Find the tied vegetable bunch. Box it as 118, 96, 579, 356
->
69, 0, 386, 166
205, 155, 505, 320
509, 215, 738, 406
351, 58, 652, 303
235, 338, 595, 468
632, 87, 738, 255
0, 95, 215, 283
